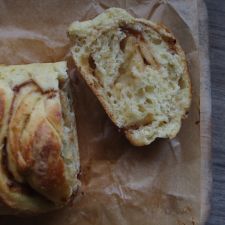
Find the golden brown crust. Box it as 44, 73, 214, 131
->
0, 62, 80, 214
28, 119, 68, 203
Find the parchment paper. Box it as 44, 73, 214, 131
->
0, 0, 211, 225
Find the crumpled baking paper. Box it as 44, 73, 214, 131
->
0, 0, 210, 224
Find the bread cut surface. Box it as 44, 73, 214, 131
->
68, 8, 191, 146
0, 62, 80, 214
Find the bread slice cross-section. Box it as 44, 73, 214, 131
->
68, 8, 191, 146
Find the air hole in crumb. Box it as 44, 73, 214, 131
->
178, 78, 186, 89
74, 47, 80, 53
145, 86, 154, 93
146, 99, 153, 104
120, 26, 143, 40
162, 36, 177, 53
159, 121, 167, 127
167, 63, 175, 74
120, 37, 127, 51
138, 105, 145, 112
107, 92, 112, 97
143, 57, 150, 66
88, 55, 96, 70
143, 113, 153, 125
77, 38, 86, 46
152, 38, 162, 45
119, 65, 126, 75
137, 88, 145, 97
127, 92, 132, 98
162, 36, 176, 45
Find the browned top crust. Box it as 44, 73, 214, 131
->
0, 62, 79, 214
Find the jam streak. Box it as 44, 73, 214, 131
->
1, 138, 37, 196
1, 80, 58, 197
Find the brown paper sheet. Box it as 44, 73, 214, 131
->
0, 0, 210, 224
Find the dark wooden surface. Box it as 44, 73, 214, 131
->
205, 0, 225, 224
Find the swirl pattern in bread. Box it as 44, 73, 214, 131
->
0, 62, 79, 214
68, 8, 191, 146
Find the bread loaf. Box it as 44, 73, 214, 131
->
0, 62, 80, 214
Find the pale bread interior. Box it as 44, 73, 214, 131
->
68, 8, 191, 146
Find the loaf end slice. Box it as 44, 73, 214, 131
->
68, 8, 191, 146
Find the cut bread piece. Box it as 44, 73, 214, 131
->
68, 8, 191, 146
